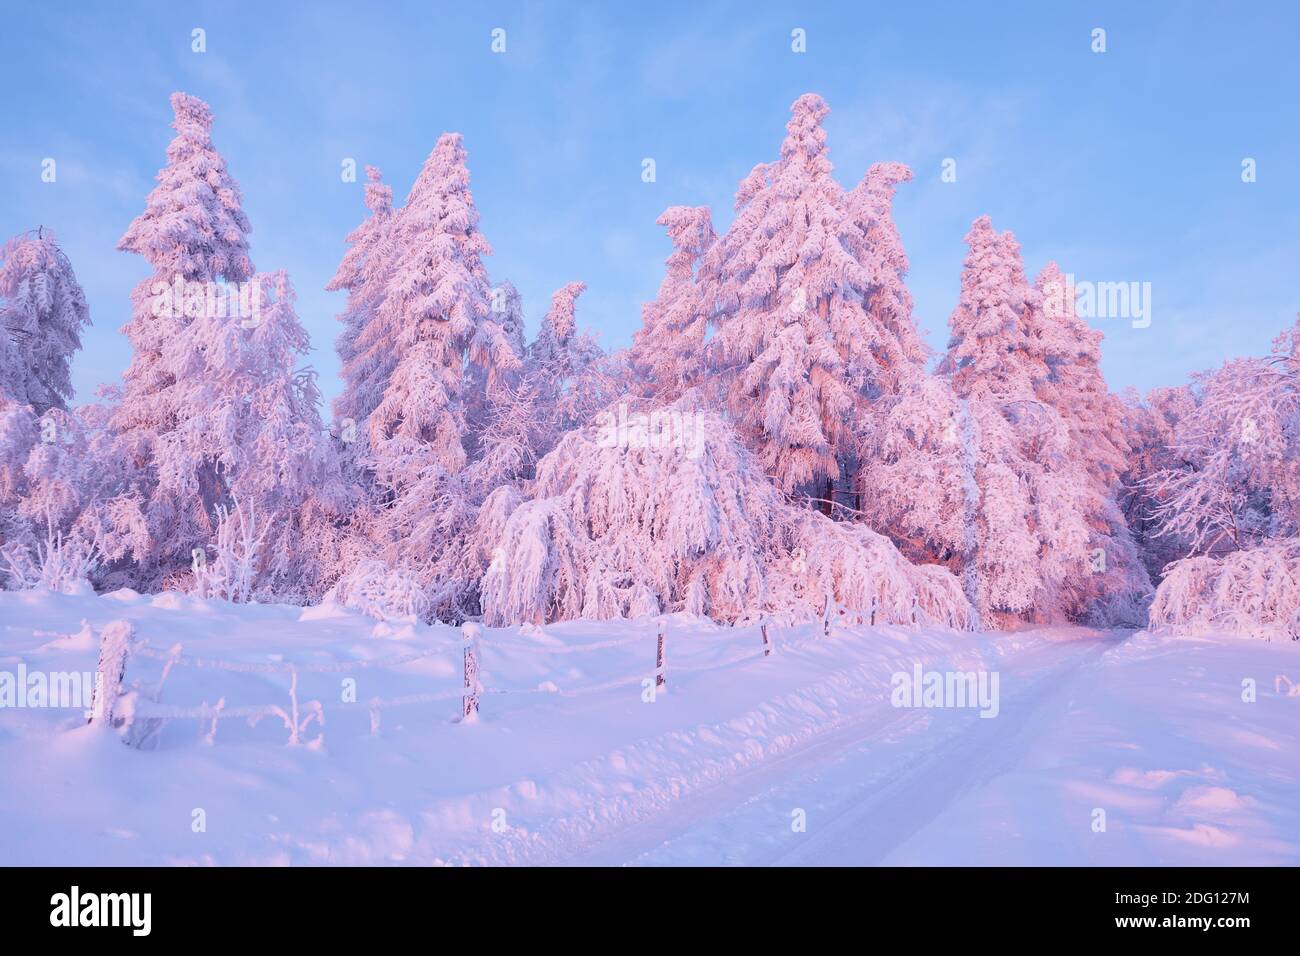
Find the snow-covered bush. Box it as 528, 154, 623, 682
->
191, 500, 268, 603
1, 525, 97, 594
480, 403, 972, 628
1148, 540, 1300, 640
327, 559, 430, 622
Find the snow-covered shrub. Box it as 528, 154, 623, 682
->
773, 516, 973, 630
327, 559, 430, 622
191, 500, 268, 603
480, 404, 972, 628
0, 525, 97, 594
1148, 540, 1300, 640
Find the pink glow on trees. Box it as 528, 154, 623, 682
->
704, 94, 860, 496
102, 92, 257, 585
845, 162, 928, 396
367, 133, 493, 479
0, 230, 91, 414
940, 217, 1043, 402
862, 218, 1097, 627
113, 93, 254, 445
328, 165, 396, 446
479, 403, 972, 628
1147, 317, 1300, 559
630, 206, 715, 403
1030, 263, 1152, 623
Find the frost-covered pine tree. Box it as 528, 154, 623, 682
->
844, 162, 929, 396
865, 217, 1092, 626
360, 133, 520, 616
113, 93, 254, 446
156, 270, 343, 597
464, 279, 527, 471
367, 133, 494, 480
328, 165, 396, 450
1028, 263, 1152, 623
0, 229, 91, 415
703, 94, 860, 499
104, 92, 255, 585
529, 281, 609, 445
703, 95, 930, 507
630, 206, 715, 403
939, 217, 1044, 399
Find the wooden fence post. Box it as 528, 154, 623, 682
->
760, 618, 773, 657
88, 620, 134, 731
822, 585, 834, 636
869, 594, 878, 627
655, 620, 667, 694
911, 595, 919, 628
462, 622, 482, 722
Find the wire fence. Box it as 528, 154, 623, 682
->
86, 613, 812, 749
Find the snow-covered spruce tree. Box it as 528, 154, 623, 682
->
1027, 263, 1152, 624
0, 229, 91, 414
629, 206, 715, 403
870, 217, 1092, 627
156, 269, 346, 599
844, 162, 929, 397
702, 95, 857, 502
702, 95, 932, 509
106, 91, 255, 587
479, 400, 971, 628
361, 133, 519, 618
463, 279, 528, 483
0, 228, 93, 578
328, 165, 396, 467
528, 281, 611, 445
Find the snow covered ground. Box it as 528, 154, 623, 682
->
0, 588, 1296, 866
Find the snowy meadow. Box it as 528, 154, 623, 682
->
2, 86, 1299, 867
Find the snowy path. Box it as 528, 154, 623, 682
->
2, 590, 1297, 866
576, 635, 1118, 865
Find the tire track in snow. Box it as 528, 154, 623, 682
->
768, 633, 1122, 865
610, 632, 1122, 866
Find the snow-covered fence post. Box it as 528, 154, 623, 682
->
822, 584, 834, 636
88, 620, 134, 732
462, 622, 482, 722
760, 618, 773, 657
869, 594, 878, 627
910, 595, 919, 628
655, 620, 667, 693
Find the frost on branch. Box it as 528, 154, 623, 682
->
191, 499, 269, 604
479, 403, 972, 628
1149, 540, 1300, 640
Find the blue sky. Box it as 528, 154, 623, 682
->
3, 1, 1297, 411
